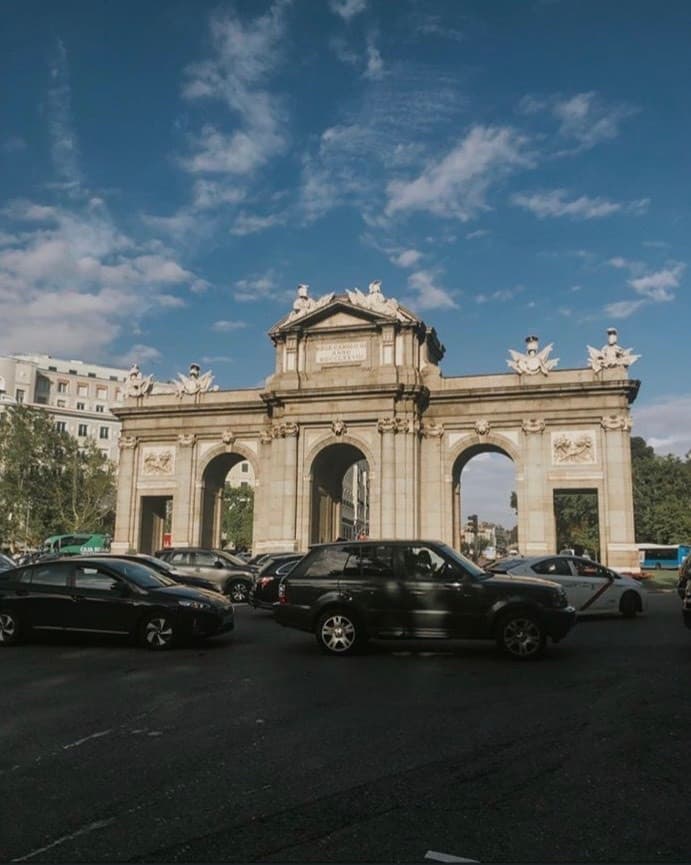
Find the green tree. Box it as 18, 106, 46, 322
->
630, 436, 691, 543
222, 485, 254, 550
0, 405, 116, 550
554, 491, 600, 558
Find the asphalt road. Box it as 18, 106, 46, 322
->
2, 588, 690, 865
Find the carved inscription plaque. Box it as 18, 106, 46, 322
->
316, 342, 367, 365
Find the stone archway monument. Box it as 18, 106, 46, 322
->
112, 283, 641, 571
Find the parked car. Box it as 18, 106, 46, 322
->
677, 554, 691, 599
275, 540, 575, 659
79, 553, 222, 594
682, 580, 691, 628
249, 553, 304, 611
154, 548, 255, 602
0, 553, 15, 572
0, 556, 234, 650
488, 554, 646, 617
246, 550, 295, 569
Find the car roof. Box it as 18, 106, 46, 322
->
309, 539, 446, 548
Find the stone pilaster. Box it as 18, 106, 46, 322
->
112, 436, 138, 553
377, 418, 396, 537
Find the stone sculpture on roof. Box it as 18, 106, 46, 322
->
286, 283, 334, 322
507, 336, 559, 376
346, 279, 408, 321
124, 363, 153, 398
175, 362, 216, 398
587, 328, 640, 373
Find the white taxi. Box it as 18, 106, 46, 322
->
488, 555, 646, 617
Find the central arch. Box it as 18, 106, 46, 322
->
309, 442, 369, 545
199, 451, 249, 548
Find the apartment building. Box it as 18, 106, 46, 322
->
0, 354, 129, 462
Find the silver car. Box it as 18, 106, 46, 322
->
488, 554, 646, 617
154, 548, 254, 602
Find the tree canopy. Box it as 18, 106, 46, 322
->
0, 405, 116, 551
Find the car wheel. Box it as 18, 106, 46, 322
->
619, 591, 640, 618
496, 612, 546, 660
228, 580, 249, 603
315, 609, 365, 656
140, 613, 176, 650
0, 609, 20, 646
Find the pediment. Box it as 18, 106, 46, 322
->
270, 292, 419, 337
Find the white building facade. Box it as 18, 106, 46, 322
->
0, 354, 129, 462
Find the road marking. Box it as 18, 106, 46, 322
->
425, 851, 479, 863
11, 819, 115, 862
63, 729, 112, 750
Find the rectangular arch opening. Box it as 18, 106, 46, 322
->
553, 488, 600, 560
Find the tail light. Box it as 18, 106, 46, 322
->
278, 581, 287, 604
259, 577, 273, 588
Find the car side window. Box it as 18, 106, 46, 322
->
532, 557, 572, 577
74, 566, 121, 592
573, 558, 607, 578
193, 552, 217, 567
170, 552, 189, 564
351, 545, 394, 579
28, 563, 72, 587
400, 544, 446, 580
298, 546, 352, 579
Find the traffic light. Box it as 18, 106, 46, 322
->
467, 514, 478, 533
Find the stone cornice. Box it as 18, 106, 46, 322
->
430, 377, 640, 406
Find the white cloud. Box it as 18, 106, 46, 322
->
629, 263, 685, 301
120, 344, 162, 366
553, 91, 636, 153
364, 40, 384, 80
391, 249, 422, 268
47, 40, 82, 188
634, 396, 691, 457
386, 125, 533, 220
233, 270, 279, 302
181, 6, 288, 179
329, 0, 367, 20
405, 270, 456, 309
201, 355, 234, 364
2, 135, 26, 153
512, 189, 647, 220
465, 229, 490, 240
230, 212, 284, 236
212, 320, 248, 332
475, 286, 523, 304
603, 299, 645, 319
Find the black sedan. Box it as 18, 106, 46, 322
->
249, 554, 303, 610
0, 556, 234, 650
80, 552, 222, 595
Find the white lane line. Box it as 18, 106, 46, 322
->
425, 851, 480, 863
11, 819, 115, 862
63, 729, 113, 750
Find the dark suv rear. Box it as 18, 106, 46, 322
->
275, 540, 576, 659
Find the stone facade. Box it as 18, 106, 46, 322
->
111, 283, 641, 571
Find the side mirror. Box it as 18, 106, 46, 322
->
214, 560, 224, 569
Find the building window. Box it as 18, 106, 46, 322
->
109, 375, 118, 381
99, 427, 109, 440
76, 402, 85, 411
78, 424, 88, 437
56, 421, 67, 433
78, 384, 88, 397
48, 365, 57, 372
97, 387, 107, 399
241, 462, 248, 473
69, 369, 77, 375
57, 382, 68, 393
15, 389, 24, 404
96, 404, 105, 413
88, 372, 96, 378
57, 400, 66, 408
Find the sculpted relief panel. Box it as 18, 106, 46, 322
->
141, 447, 175, 476
551, 431, 597, 465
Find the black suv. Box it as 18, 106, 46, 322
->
275, 540, 576, 659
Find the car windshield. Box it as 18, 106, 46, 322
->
216, 550, 247, 568
102, 559, 177, 588
435, 543, 488, 578
0, 553, 15, 571
488, 557, 525, 573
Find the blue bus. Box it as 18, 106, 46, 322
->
638, 544, 691, 570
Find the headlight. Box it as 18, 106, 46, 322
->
179, 599, 211, 610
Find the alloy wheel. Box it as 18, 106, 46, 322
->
502, 617, 543, 658
144, 616, 174, 649
320, 614, 356, 653
0, 612, 17, 644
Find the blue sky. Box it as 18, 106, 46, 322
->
1, 0, 689, 525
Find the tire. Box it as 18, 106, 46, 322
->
495, 611, 546, 660
0, 609, 20, 646
228, 580, 249, 603
140, 612, 176, 650
620, 591, 640, 618
315, 609, 365, 656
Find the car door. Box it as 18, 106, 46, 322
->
341, 544, 403, 636
397, 543, 473, 637
528, 557, 581, 604
70, 563, 137, 634
16, 562, 77, 630
570, 558, 617, 613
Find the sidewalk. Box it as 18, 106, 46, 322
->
636, 571, 679, 593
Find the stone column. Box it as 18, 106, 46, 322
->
172, 434, 196, 547
280, 422, 299, 549
112, 435, 138, 554
419, 422, 445, 540
377, 417, 397, 537
600, 415, 638, 571
520, 418, 549, 556
253, 428, 273, 553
